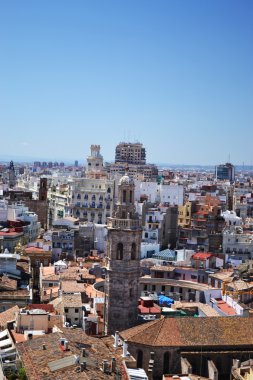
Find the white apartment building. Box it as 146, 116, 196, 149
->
134, 181, 184, 205
223, 230, 253, 260
69, 178, 114, 224
142, 208, 164, 244
48, 186, 70, 224
141, 242, 160, 259
221, 210, 242, 227
0, 202, 41, 242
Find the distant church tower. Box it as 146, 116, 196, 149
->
105, 171, 142, 334
39, 178, 48, 201
9, 161, 16, 188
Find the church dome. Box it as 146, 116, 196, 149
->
119, 173, 134, 186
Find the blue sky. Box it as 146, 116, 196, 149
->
0, 1, 252, 165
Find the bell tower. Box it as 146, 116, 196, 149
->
105, 172, 142, 334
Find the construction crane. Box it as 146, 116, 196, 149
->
222, 281, 253, 299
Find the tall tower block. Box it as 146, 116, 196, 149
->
105, 172, 142, 334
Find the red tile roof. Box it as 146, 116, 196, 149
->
120, 317, 253, 347
216, 300, 237, 316
24, 247, 49, 253
28, 304, 54, 313
0, 305, 19, 329
192, 253, 213, 260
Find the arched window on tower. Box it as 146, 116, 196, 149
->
130, 190, 133, 203
123, 190, 127, 203
116, 243, 123, 260
137, 350, 143, 368
163, 352, 170, 374
131, 243, 136, 260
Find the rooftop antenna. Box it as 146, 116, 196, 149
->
228, 152, 231, 163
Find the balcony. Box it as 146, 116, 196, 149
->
107, 217, 141, 230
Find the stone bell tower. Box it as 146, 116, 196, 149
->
105, 172, 142, 334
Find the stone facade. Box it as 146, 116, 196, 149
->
105, 173, 142, 334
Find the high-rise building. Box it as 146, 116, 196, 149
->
215, 163, 235, 181
104, 172, 142, 334
115, 142, 146, 165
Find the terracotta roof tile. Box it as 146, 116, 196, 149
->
0, 305, 19, 329
16, 329, 123, 380
120, 317, 253, 347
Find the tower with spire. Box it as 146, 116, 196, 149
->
105, 170, 142, 334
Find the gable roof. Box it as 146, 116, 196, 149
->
0, 305, 19, 329
120, 317, 253, 348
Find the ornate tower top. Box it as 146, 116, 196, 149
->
86, 144, 104, 174
107, 172, 141, 230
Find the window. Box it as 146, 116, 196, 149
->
129, 190, 133, 203
163, 352, 170, 374
152, 285, 156, 291
131, 243, 136, 260
123, 190, 126, 203
191, 275, 197, 280
162, 285, 165, 292
75, 308, 79, 313
64, 308, 69, 313
116, 243, 123, 260
137, 350, 143, 368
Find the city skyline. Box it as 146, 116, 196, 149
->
1, 1, 253, 165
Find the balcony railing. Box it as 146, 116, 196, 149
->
107, 217, 142, 230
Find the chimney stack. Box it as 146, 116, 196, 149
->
81, 348, 86, 357
80, 362, 86, 371
114, 331, 119, 348
102, 359, 109, 373
111, 357, 116, 373
122, 340, 128, 357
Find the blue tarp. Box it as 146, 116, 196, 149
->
158, 295, 174, 305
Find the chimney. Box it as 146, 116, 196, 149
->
81, 348, 86, 357
233, 359, 241, 369
111, 357, 116, 373
114, 331, 119, 348
64, 340, 69, 351
102, 359, 109, 373
122, 340, 128, 357
80, 362, 86, 371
